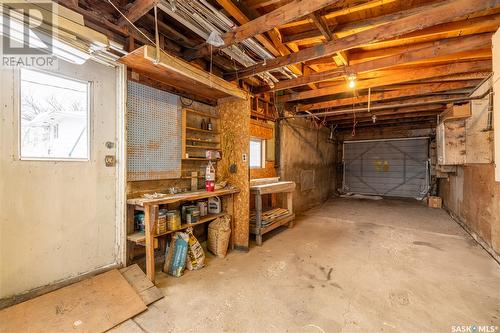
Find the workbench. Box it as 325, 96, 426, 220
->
127, 187, 239, 283
250, 181, 296, 246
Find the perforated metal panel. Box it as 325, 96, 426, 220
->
343, 138, 429, 198
127, 81, 181, 181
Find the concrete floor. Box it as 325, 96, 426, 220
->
112, 198, 500, 333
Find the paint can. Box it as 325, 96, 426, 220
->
166, 210, 181, 231
134, 212, 145, 232
197, 201, 208, 217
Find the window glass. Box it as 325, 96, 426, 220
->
20, 68, 89, 160
250, 139, 263, 168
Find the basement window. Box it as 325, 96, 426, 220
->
250, 138, 265, 169
19, 68, 90, 160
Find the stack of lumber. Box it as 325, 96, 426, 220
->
250, 208, 290, 227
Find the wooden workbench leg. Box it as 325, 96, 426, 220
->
230, 194, 235, 250
286, 192, 294, 228
126, 205, 136, 266
144, 204, 158, 283
256, 193, 263, 246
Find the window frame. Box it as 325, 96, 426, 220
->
18, 67, 92, 162
249, 137, 266, 169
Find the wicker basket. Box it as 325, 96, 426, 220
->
208, 215, 231, 258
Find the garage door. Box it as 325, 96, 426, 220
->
343, 138, 429, 198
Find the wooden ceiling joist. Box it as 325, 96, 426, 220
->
224, 0, 500, 80
298, 81, 478, 111
259, 33, 492, 92
184, 0, 342, 60
279, 0, 398, 30
118, 0, 158, 26
279, 60, 492, 102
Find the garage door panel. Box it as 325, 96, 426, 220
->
343, 138, 429, 198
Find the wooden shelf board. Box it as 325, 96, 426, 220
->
250, 213, 295, 235
118, 45, 247, 101
184, 108, 220, 119
182, 158, 220, 161
186, 145, 222, 150
127, 212, 226, 244
186, 127, 220, 134
186, 138, 220, 144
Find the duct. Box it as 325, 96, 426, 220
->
284, 90, 493, 119
159, 0, 294, 83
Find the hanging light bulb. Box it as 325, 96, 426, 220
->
347, 74, 357, 89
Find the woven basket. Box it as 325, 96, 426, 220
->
208, 216, 231, 258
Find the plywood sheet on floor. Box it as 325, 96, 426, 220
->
0, 269, 147, 333
120, 264, 164, 305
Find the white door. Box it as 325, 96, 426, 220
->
0, 59, 123, 299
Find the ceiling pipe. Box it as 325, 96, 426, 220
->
282, 89, 492, 119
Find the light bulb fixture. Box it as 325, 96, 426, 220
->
347, 74, 357, 89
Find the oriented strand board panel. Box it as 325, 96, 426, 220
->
127, 81, 181, 181
218, 97, 251, 249
0, 270, 147, 333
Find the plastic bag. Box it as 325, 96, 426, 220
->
186, 228, 205, 271
163, 232, 189, 277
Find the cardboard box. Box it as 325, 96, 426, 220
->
427, 196, 442, 208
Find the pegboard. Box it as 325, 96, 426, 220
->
127, 81, 181, 181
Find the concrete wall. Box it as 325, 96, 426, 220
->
279, 118, 336, 214
0, 60, 120, 299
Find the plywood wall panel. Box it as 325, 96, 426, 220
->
217, 97, 251, 250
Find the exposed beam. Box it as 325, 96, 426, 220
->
246, 0, 293, 9
279, 0, 398, 30
298, 81, 478, 111
185, 0, 341, 59
309, 11, 332, 41
324, 96, 461, 118
225, 0, 500, 80
284, 8, 500, 45
214, 0, 308, 80
260, 33, 492, 92
279, 60, 492, 102
118, 0, 158, 26
330, 111, 442, 124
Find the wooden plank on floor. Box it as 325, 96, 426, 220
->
0, 269, 147, 333
119, 264, 164, 306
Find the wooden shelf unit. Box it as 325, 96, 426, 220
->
182, 108, 222, 162
127, 188, 239, 282
249, 181, 296, 246
127, 212, 226, 244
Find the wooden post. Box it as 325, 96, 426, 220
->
144, 204, 158, 282
255, 193, 263, 246
286, 191, 294, 228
